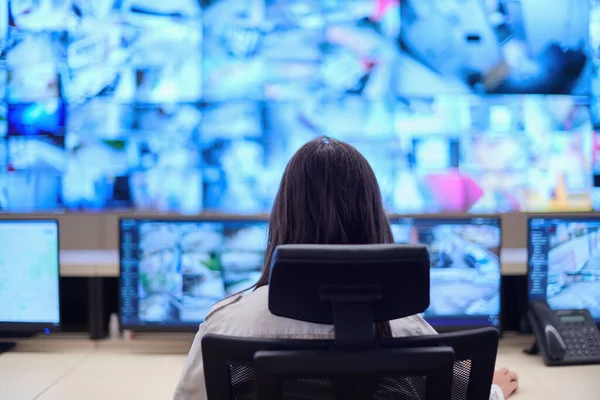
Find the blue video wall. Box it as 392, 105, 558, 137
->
1, 0, 600, 214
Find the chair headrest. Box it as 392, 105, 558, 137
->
268, 244, 430, 324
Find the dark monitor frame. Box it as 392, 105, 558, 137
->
526, 215, 600, 325
0, 219, 61, 333
389, 215, 503, 333
118, 216, 269, 332
118, 214, 503, 333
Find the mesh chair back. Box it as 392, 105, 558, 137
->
380, 328, 499, 400
203, 337, 329, 400
228, 364, 257, 400
254, 347, 455, 400
202, 328, 498, 400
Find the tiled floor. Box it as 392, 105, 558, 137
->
1, 334, 599, 400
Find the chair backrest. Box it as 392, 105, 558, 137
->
380, 328, 499, 400
202, 245, 498, 399
268, 244, 431, 348
202, 328, 499, 400
255, 347, 455, 400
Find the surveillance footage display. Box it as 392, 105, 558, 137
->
0, 0, 598, 214
529, 218, 600, 322
391, 218, 502, 328
399, 0, 591, 96
0, 220, 60, 327
393, 95, 595, 213
119, 219, 268, 328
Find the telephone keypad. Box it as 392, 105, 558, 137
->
562, 321, 600, 360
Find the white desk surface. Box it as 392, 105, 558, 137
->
0, 351, 92, 400
1, 334, 598, 400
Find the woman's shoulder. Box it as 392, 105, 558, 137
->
201, 286, 333, 338
204, 286, 268, 321
202, 288, 436, 339
204, 292, 247, 320
390, 314, 438, 337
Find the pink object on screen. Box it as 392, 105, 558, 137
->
462, 174, 485, 209
425, 171, 466, 212
425, 171, 484, 212
373, 0, 399, 20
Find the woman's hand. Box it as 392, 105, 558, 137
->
493, 368, 519, 399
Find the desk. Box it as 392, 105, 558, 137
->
1, 334, 598, 400
0, 351, 92, 400
495, 336, 600, 399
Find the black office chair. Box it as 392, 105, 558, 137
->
203, 244, 499, 400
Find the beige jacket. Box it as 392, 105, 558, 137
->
174, 286, 503, 400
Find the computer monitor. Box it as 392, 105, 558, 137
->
119, 218, 268, 331
0, 219, 60, 332
390, 217, 502, 330
528, 217, 600, 323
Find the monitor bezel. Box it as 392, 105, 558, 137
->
118, 215, 504, 333
0, 219, 61, 333
389, 215, 504, 333
527, 215, 600, 324
118, 216, 269, 332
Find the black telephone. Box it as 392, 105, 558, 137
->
525, 300, 600, 366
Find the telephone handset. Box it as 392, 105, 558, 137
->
525, 300, 600, 366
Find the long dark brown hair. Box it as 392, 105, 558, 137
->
254, 137, 394, 338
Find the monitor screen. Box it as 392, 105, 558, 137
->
119, 218, 268, 329
391, 217, 502, 329
0, 220, 60, 330
528, 217, 600, 322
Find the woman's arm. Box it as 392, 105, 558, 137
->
173, 327, 208, 400
491, 383, 505, 400
491, 368, 519, 399
174, 294, 245, 399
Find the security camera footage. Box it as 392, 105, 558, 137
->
529, 218, 600, 322
391, 217, 502, 328
0, 0, 599, 214
392, 95, 594, 214
119, 219, 268, 328
120, 217, 502, 329
399, 0, 591, 96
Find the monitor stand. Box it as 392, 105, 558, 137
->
0, 342, 15, 354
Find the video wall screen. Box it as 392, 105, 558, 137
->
391, 217, 502, 329
528, 217, 600, 322
399, 0, 591, 96
0, 1, 598, 214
